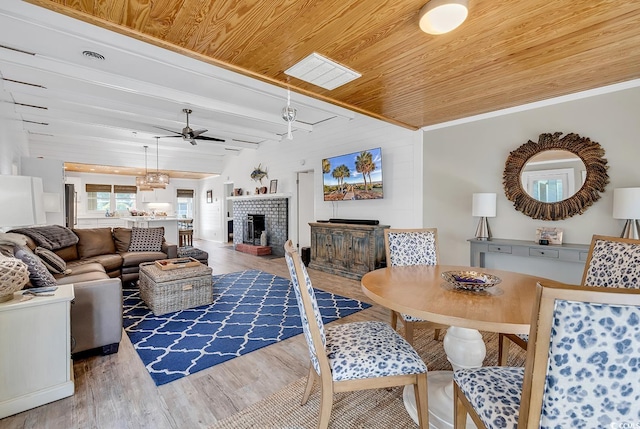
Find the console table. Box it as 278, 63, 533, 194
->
468, 238, 590, 283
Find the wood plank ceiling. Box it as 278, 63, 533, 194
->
25, 0, 640, 130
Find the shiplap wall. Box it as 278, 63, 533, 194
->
197, 113, 423, 246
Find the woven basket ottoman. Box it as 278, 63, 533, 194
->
177, 246, 209, 265
139, 261, 213, 316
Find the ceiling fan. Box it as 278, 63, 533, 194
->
156, 108, 225, 145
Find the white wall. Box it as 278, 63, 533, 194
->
0, 106, 29, 175
198, 113, 424, 246
423, 86, 640, 278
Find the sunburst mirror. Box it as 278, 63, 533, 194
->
503, 132, 609, 220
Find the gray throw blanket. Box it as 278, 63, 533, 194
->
9, 225, 79, 250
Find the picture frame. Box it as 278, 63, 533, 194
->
535, 227, 563, 245
269, 179, 278, 194
206, 190, 213, 203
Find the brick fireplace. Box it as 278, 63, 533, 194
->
232, 196, 289, 256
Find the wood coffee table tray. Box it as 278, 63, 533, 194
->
155, 257, 200, 270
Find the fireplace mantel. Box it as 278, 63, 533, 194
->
226, 192, 291, 201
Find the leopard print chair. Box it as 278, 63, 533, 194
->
384, 228, 448, 345
498, 234, 640, 366
284, 240, 430, 429
454, 280, 640, 428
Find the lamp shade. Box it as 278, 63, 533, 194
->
613, 188, 640, 219
472, 193, 496, 217
419, 0, 469, 35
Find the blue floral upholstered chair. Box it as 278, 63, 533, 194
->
498, 234, 640, 366
454, 280, 640, 429
384, 228, 448, 344
283, 240, 429, 429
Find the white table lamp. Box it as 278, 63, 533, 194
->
472, 193, 496, 241
613, 188, 640, 239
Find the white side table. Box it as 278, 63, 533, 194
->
0, 284, 75, 418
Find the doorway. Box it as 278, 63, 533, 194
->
297, 171, 314, 249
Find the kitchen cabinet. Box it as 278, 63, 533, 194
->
309, 222, 389, 279
75, 217, 126, 229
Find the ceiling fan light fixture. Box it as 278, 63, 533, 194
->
419, 0, 468, 35
281, 89, 297, 140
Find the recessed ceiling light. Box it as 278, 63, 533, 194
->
285, 53, 361, 90
82, 50, 105, 61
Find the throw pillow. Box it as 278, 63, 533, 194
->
128, 227, 164, 252
34, 247, 67, 274
13, 245, 58, 288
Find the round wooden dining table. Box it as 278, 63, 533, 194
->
361, 265, 548, 429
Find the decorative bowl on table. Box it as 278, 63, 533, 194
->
441, 270, 502, 291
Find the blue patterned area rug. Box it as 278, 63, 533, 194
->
123, 269, 371, 386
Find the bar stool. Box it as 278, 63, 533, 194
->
178, 219, 193, 247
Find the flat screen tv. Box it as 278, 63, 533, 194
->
322, 147, 383, 201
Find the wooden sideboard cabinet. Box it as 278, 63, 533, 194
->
309, 222, 389, 279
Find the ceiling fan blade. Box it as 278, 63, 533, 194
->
158, 135, 182, 138
195, 135, 226, 142
154, 126, 182, 136
188, 138, 197, 146
191, 129, 208, 138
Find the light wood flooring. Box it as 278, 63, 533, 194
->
1, 240, 390, 429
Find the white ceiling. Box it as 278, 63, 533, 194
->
0, 0, 355, 175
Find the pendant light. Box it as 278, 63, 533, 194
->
145, 137, 170, 188
137, 146, 153, 191
281, 88, 297, 140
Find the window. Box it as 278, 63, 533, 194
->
521, 168, 575, 203
114, 185, 137, 211
176, 189, 194, 218
86, 184, 112, 212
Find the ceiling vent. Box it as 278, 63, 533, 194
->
285, 53, 361, 90
82, 50, 105, 61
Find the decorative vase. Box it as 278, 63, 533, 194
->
260, 230, 267, 246
0, 255, 30, 302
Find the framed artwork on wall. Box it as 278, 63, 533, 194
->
206, 190, 213, 203
269, 179, 278, 194
535, 227, 563, 245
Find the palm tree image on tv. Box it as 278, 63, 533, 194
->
322, 148, 383, 200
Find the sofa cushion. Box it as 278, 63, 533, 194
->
128, 227, 164, 252
13, 245, 58, 288
81, 254, 123, 273
35, 246, 67, 274
120, 251, 168, 268
74, 228, 117, 259
112, 227, 132, 253
55, 270, 110, 285
54, 245, 79, 262
63, 261, 107, 275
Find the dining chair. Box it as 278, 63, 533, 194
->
454, 279, 640, 429
384, 228, 447, 344
283, 240, 430, 429
498, 234, 640, 366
